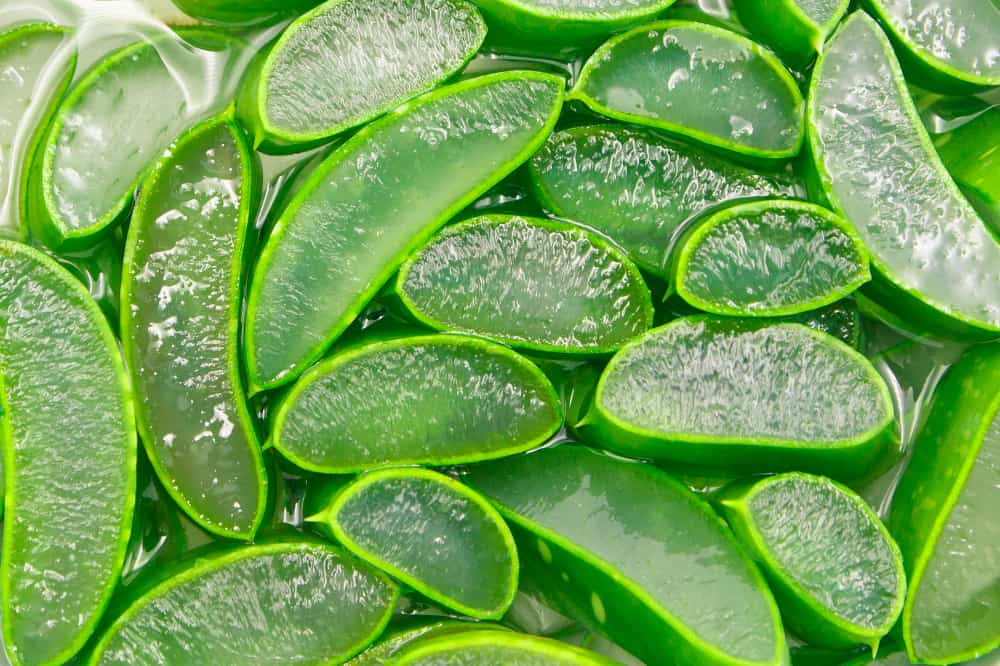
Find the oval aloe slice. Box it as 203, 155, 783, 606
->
394, 629, 618, 665
888, 345, 1000, 664
671, 200, 870, 317
808, 13, 1000, 340
732, 0, 849, 68
717, 472, 906, 651
122, 116, 266, 539
465, 445, 787, 666
246, 71, 564, 391
528, 125, 797, 277
570, 21, 804, 160
0, 240, 136, 666
272, 334, 562, 472
580, 317, 896, 478
87, 541, 400, 665
396, 214, 653, 354
311, 468, 518, 619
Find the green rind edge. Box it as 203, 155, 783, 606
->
393, 629, 619, 665
733, 0, 850, 68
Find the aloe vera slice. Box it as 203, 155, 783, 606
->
717, 473, 906, 651
672, 200, 870, 317
311, 468, 518, 618
808, 13, 1000, 340
935, 108, 1000, 216
732, 0, 849, 67
396, 214, 653, 354
272, 334, 561, 472
528, 125, 797, 277
246, 71, 564, 391
570, 21, 804, 160
394, 629, 618, 665
465, 445, 787, 666
888, 345, 1000, 664
88, 540, 399, 665
580, 317, 896, 478
0, 240, 136, 666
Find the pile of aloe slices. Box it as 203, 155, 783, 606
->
0, 0, 998, 664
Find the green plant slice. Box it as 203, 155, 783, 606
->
272, 334, 562, 473
935, 108, 1000, 217
570, 21, 804, 160
808, 13, 1000, 340
465, 445, 787, 666
396, 214, 653, 354
528, 124, 797, 277
87, 540, 400, 665
170, 0, 322, 25
121, 116, 267, 540
392, 629, 619, 665
580, 317, 896, 478
732, 0, 849, 68
246, 71, 564, 391
0, 240, 136, 666
312, 468, 518, 619
717, 472, 905, 651
888, 344, 1000, 664
672, 200, 870, 317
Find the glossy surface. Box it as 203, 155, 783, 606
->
733, 0, 848, 67
171, 0, 322, 24
394, 629, 618, 665
935, 107, 1000, 214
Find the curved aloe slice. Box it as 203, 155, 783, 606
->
571, 21, 804, 160
808, 13, 1000, 340
87, 541, 399, 665
717, 473, 906, 651
246, 71, 564, 391
466, 445, 787, 666
672, 200, 870, 317
888, 345, 1000, 664
732, 0, 849, 67
0, 241, 136, 666
396, 214, 653, 354
171, 0, 322, 25
311, 468, 518, 618
272, 334, 561, 472
528, 125, 797, 277
394, 629, 618, 665
580, 317, 896, 478
121, 116, 266, 539
935, 108, 1000, 216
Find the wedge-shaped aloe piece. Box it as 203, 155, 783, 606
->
888, 345, 1000, 664
717, 473, 905, 651
122, 117, 266, 539
88, 540, 399, 665
247, 71, 564, 391
809, 13, 1000, 340
394, 629, 618, 665
580, 317, 896, 478
466, 445, 787, 666
733, 0, 849, 68
672, 200, 870, 317
272, 334, 561, 472
528, 125, 797, 277
935, 108, 1000, 217
571, 21, 804, 160
311, 468, 518, 618
396, 214, 653, 354
172, 0, 322, 25
0, 241, 136, 666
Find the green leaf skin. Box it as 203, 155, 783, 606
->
245, 71, 564, 391
570, 21, 804, 160
87, 541, 400, 665
732, 0, 850, 68
935, 108, 1000, 219
579, 317, 897, 479
716, 473, 906, 651
347, 620, 506, 665
808, 13, 1000, 341
396, 214, 653, 355
0, 241, 136, 666
170, 0, 323, 25
392, 629, 620, 665
465, 445, 788, 666
888, 344, 1000, 664
121, 116, 267, 540
271, 334, 562, 473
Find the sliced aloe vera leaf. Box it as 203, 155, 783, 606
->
732, 0, 849, 68
717, 473, 905, 651
580, 317, 896, 478
888, 345, 1000, 664
171, 0, 322, 25
396, 214, 653, 354
246, 71, 564, 391
808, 13, 1000, 340
672, 200, 870, 317
272, 334, 562, 472
465, 445, 787, 666
935, 108, 1000, 217
393, 629, 619, 665
0, 240, 136, 666
87, 540, 399, 665
528, 125, 798, 277
570, 21, 804, 160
